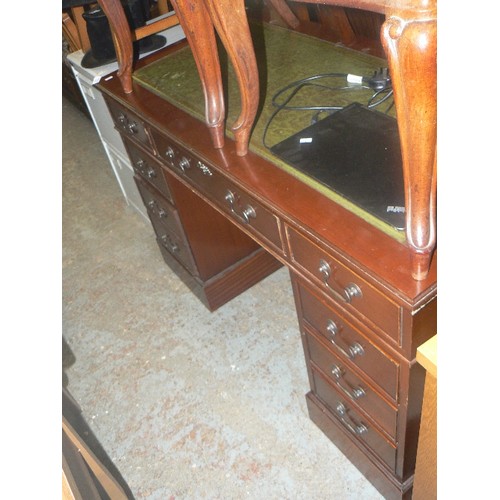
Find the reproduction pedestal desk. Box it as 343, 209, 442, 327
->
97, 16, 437, 500
98, 0, 437, 283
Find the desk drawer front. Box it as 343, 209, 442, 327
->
125, 140, 173, 204
150, 215, 197, 275
106, 99, 152, 149
135, 176, 181, 235
151, 128, 285, 255
297, 281, 399, 402
220, 186, 284, 254
311, 366, 397, 472
306, 330, 397, 440
287, 225, 400, 344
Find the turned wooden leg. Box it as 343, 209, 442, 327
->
204, 0, 259, 156
97, 0, 134, 94
170, 0, 225, 148
381, 3, 437, 281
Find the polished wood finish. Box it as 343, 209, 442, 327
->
168, 0, 226, 148
380, 7, 437, 281
96, 0, 134, 92
189, 0, 437, 280
105, 92, 282, 311
96, 0, 436, 282
98, 40, 437, 296
203, 0, 259, 155
133, 14, 180, 41
97, 37, 437, 494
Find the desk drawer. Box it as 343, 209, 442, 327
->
296, 280, 399, 402
151, 128, 285, 255
150, 215, 197, 275
305, 330, 397, 440
287, 225, 400, 344
311, 366, 397, 472
106, 98, 153, 149
135, 176, 181, 236
124, 140, 173, 204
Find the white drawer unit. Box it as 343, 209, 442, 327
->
104, 143, 149, 220
66, 16, 186, 222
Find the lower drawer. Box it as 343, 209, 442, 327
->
311, 366, 397, 472
149, 213, 197, 275
135, 176, 181, 235
305, 330, 397, 440
297, 280, 400, 403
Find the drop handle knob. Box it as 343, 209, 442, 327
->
165, 146, 175, 159
225, 190, 256, 225
335, 403, 368, 435
117, 113, 127, 125
147, 200, 167, 218
161, 235, 179, 253
318, 259, 362, 304
178, 157, 191, 172
326, 320, 364, 360
225, 191, 236, 205
241, 206, 256, 224
330, 364, 366, 400
127, 122, 138, 134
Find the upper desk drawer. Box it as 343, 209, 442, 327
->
150, 127, 285, 256
106, 98, 153, 149
286, 225, 401, 344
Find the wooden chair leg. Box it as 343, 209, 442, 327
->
381, 4, 437, 280
97, 0, 134, 94
170, 0, 226, 148
203, 0, 259, 156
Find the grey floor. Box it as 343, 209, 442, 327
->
62, 96, 383, 500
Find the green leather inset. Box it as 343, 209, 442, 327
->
134, 22, 404, 242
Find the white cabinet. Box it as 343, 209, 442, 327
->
66, 18, 185, 221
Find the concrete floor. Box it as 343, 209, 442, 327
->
62, 96, 383, 500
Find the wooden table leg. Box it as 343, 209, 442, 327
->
381, 3, 437, 280
170, 0, 226, 148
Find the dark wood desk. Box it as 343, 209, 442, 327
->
97, 0, 436, 283
97, 30, 436, 497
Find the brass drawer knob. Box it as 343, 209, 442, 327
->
178, 157, 191, 172
165, 146, 175, 159
335, 402, 368, 435
225, 190, 256, 225
327, 319, 364, 360
127, 121, 138, 134
318, 259, 362, 304
161, 234, 179, 253
331, 364, 366, 400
